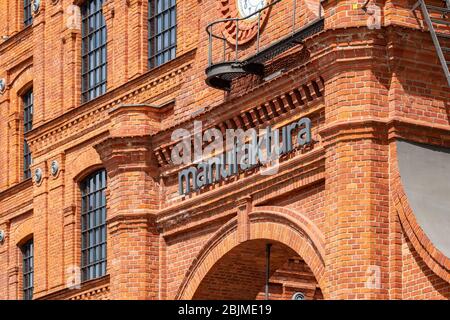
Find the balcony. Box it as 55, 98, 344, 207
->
205, 0, 324, 91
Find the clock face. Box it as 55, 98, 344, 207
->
237, 0, 267, 18
220, 0, 271, 45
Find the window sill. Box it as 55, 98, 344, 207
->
0, 26, 33, 53
36, 274, 110, 300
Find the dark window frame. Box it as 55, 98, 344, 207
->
23, 89, 33, 180
80, 169, 107, 282
148, 0, 177, 69
24, 0, 33, 27
81, 0, 107, 103
21, 239, 34, 300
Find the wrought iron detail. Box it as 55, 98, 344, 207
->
412, 0, 450, 87
205, 0, 324, 90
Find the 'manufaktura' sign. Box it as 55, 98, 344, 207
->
177, 117, 312, 195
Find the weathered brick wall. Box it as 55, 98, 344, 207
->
402, 236, 450, 299
280, 182, 325, 232
164, 220, 225, 299
0, 0, 449, 300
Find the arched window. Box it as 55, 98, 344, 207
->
81, 0, 107, 103
148, 0, 177, 69
21, 239, 34, 300
80, 170, 107, 281
23, 89, 33, 180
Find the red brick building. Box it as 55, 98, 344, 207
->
0, 0, 449, 300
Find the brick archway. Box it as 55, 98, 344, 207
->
177, 206, 326, 299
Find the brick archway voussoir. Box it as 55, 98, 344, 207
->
177, 206, 326, 299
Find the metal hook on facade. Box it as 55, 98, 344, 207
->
361, 0, 371, 12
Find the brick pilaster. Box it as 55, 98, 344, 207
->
31, 160, 49, 298
103, 0, 148, 89
94, 104, 161, 299
321, 66, 390, 299
237, 196, 252, 243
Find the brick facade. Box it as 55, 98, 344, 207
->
0, 0, 449, 300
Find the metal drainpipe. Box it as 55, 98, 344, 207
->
265, 243, 272, 300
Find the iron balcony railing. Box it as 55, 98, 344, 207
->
206, 0, 322, 67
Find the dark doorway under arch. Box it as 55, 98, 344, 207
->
193, 240, 323, 300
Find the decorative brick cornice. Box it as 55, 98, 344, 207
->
319, 117, 450, 147
38, 275, 110, 300
319, 117, 389, 146
107, 213, 155, 234
2, 51, 33, 81
0, 26, 33, 55
69, 285, 110, 300
152, 76, 325, 168
94, 135, 155, 174
387, 118, 450, 147
26, 50, 196, 152
0, 179, 32, 202
7, 267, 19, 278
108, 103, 165, 137
107, 212, 155, 226
236, 196, 252, 212
157, 147, 325, 230
152, 72, 324, 141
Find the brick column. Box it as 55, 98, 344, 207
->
127, 0, 149, 79
94, 105, 161, 299
2, 220, 18, 300
0, 221, 9, 299
61, 2, 82, 113
8, 112, 20, 185
320, 64, 390, 299
31, 160, 49, 298
32, 3, 46, 126
46, 153, 65, 290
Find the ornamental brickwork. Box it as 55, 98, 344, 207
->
0, 0, 449, 300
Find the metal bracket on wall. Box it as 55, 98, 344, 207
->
412, 0, 450, 87
205, 0, 324, 91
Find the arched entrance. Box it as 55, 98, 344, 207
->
177, 206, 326, 300
193, 239, 323, 300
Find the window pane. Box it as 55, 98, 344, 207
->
148, 0, 177, 68
22, 240, 34, 300
24, 0, 33, 26
23, 89, 33, 180
81, 0, 107, 103
81, 170, 107, 282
